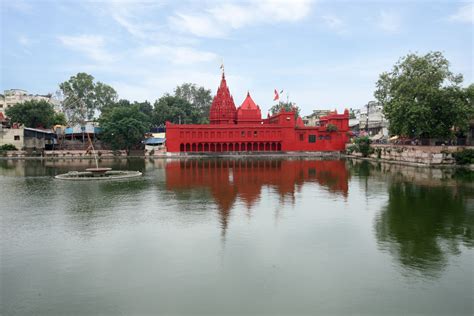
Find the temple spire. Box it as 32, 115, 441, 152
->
220, 59, 225, 77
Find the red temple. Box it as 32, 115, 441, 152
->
166, 72, 349, 152
166, 159, 349, 235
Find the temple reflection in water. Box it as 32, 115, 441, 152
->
166, 159, 349, 233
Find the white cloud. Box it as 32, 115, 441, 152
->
58, 35, 116, 62
321, 15, 346, 34
111, 70, 230, 101
170, 0, 314, 38
169, 13, 226, 38
448, 3, 473, 24
377, 10, 401, 33
18, 35, 31, 46
140, 45, 218, 64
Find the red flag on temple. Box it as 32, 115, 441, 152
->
273, 89, 279, 101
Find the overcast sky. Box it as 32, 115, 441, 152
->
1, 0, 472, 116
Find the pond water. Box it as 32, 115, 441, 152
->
1, 158, 473, 315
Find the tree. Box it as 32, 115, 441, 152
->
101, 99, 153, 118
269, 101, 301, 118
152, 95, 199, 126
52, 112, 67, 126
99, 106, 150, 154
174, 83, 212, 123
326, 123, 338, 132
59, 72, 118, 125
349, 108, 357, 119
375, 51, 473, 139
5, 100, 57, 128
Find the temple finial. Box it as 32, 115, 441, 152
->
220, 58, 225, 78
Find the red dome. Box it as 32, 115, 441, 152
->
236, 92, 262, 124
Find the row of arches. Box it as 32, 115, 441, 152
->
179, 142, 282, 152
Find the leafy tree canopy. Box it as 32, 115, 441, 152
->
59, 72, 118, 125
101, 99, 153, 118
99, 105, 150, 153
5, 100, 58, 128
152, 95, 201, 126
269, 101, 301, 118
174, 83, 212, 124
374, 51, 473, 139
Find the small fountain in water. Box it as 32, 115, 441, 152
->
55, 133, 142, 181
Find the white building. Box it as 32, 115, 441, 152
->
0, 89, 61, 116
302, 109, 332, 126
358, 101, 389, 139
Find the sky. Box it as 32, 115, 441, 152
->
1, 0, 472, 116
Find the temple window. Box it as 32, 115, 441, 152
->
299, 134, 304, 141
309, 135, 316, 143
254, 131, 258, 137
241, 131, 245, 138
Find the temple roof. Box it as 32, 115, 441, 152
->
209, 72, 237, 124
239, 92, 259, 110
236, 92, 261, 123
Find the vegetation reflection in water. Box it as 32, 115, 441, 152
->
349, 160, 474, 278
0, 158, 473, 314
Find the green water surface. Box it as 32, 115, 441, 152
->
0, 158, 472, 315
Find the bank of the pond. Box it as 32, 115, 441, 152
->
0, 149, 343, 160
345, 144, 474, 170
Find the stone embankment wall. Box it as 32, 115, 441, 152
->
0, 149, 170, 159
0, 150, 128, 159
347, 144, 474, 166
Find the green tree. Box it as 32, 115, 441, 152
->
52, 112, 67, 126
375, 51, 473, 139
5, 100, 57, 128
152, 95, 199, 126
59, 72, 118, 125
269, 101, 301, 118
99, 106, 150, 154
101, 99, 153, 118
174, 83, 212, 123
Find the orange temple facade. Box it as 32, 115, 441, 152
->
166, 73, 349, 153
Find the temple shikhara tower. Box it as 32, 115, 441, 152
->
165, 71, 349, 152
